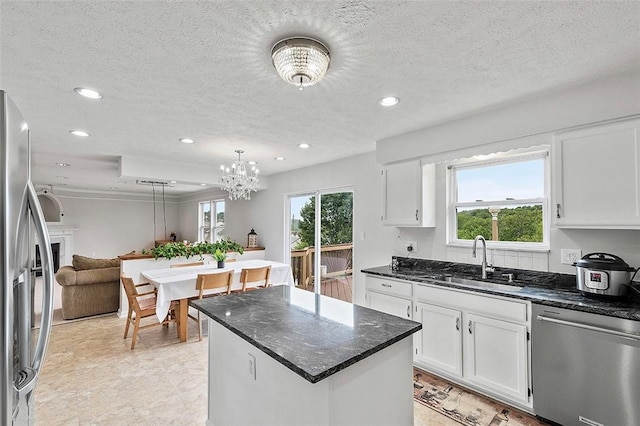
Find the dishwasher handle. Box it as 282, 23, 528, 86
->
536, 315, 640, 341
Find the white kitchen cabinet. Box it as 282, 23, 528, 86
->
465, 313, 529, 405
381, 160, 435, 227
553, 118, 640, 228
414, 302, 462, 377
365, 276, 412, 319
413, 282, 531, 409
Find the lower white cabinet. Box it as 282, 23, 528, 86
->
365, 276, 412, 319
414, 302, 462, 377
413, 282, 531, 409
465, 313, 529, 405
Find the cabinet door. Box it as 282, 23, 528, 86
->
414, 302, 463, 377
365, 291, 412, 319
382, 161, 422, 226
554, 118, 640, 228
464, 313, 529, 404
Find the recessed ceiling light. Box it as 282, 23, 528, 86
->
274, 157, 285, 161
69, 130, 90, 137
247, 161, 257, 165
378, 96, 400, 107
56, 162, 71, 167
110, 187, 118, 190
73, 87, 102, 99
170, 180, 177, 184
179, 138, 195, 144
200, 183, 207, 186
298, 143, 310, 149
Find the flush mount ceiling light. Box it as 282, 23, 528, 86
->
179, 138, 195, 144
298, 143, 310, 149
271, 37, 330, 90
220, 150, 259, 200
74, 87, 102, 99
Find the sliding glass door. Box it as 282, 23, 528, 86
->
287, 189, 353, 302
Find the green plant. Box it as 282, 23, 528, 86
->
213, 249, 226, 262
149, 238, 244, 260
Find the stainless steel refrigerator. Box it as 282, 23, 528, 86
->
1, 90, 55, 424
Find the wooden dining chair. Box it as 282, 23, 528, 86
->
189, 271, 234, 341
170, 261, 204, 268
239, 265, 272, 292
121, 275, 178, 349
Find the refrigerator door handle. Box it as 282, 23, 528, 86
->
15, 182, 54, 397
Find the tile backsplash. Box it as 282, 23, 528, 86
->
445, 247, 549, 272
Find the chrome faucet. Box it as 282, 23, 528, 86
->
472, 235, 494, 279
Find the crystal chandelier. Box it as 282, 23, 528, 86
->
219, 150, 259, 200
271, 37, 330, 90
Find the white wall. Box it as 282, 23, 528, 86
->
50, 191, 179, 259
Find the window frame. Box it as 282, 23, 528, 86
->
445, 148, 550, 251
198, 199, 225, 243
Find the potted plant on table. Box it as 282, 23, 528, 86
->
213, 248, 227, 268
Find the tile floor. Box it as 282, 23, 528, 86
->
34, 313, 460, 425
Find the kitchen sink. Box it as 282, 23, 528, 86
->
436, 276, 524, 291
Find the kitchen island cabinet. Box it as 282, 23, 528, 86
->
192, 286, 421, 426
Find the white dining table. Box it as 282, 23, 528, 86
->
141, 259, 295, 342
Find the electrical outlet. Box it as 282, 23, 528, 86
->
248, 353, 256, 380
561, 249, 582, 265
405, 241, 417, 253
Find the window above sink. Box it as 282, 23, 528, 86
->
446, 147, 550, 251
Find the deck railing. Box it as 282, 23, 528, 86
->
290, 243, 353, 288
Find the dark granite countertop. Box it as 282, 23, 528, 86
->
191, 285, 421, 383
362, 257, 640, 322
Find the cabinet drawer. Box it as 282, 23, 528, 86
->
415, 283, 528, 323
366, 275, 412, 298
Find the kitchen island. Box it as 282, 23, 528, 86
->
191, 286, 421, 426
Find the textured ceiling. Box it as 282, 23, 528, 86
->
1, 1, 639, 194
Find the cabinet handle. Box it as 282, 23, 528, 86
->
455, 317, 460, 331
415, 209, 419, 221
407, 306, 411, 318
381, 283, 392, 288
468, 320, 473, 334
556, 203, 561, 219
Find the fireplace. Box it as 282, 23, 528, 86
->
35, 243, 60, 276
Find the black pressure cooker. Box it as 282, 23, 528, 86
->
574, 252, 638, 298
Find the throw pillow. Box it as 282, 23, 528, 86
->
72, 254, 119, 271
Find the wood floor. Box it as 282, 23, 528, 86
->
300, 274, 353, 302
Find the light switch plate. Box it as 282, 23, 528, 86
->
561, 249, 582, 265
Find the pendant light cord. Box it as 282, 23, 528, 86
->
162, 184, 167, 240
151, 182, 157, 241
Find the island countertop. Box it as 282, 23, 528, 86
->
191, 285, 421, 383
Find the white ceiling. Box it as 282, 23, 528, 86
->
2, 1, 639, 195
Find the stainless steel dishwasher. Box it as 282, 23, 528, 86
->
532, 304, 640, 426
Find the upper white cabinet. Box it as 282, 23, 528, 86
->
553, 118, 640, 228
381, 160, 435, 227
